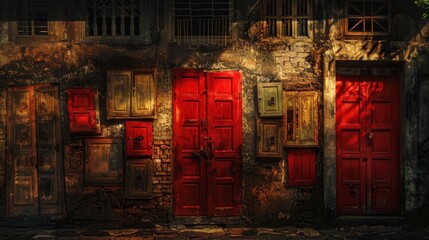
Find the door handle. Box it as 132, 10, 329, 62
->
368, 132, 374, 140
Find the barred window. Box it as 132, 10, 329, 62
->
86, 0, 143, 36
261, 0, 310, 38
16, 0, 48, 36
173, 0, 233, 45
346, 0, 391, 35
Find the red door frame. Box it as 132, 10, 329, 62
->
172, 69, 242, 216
336, 66, 400, 215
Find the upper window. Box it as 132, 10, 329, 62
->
16, 0, 48, 36
261, 0, 311, 38
345, 0, 391, 35
173, 0, 233, 45
86, 0, 144, 36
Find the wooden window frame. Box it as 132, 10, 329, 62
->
345, 0, 391, 36
261, 0, 312, 39
283, 91, 319, 148
8, 0, 54, 41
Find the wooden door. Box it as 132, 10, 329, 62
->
7, 85, 64, 216
336, 68, 399, 215
173, 69, 242, 216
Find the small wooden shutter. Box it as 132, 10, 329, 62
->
256, 118, 282, 158
125, 121, 153, 157
67, 88, 101, 135
287, 148, 316, 186
125, 159, 152, 198
85, 138, 123, 184
107, 71, 131, 119
284, 91, 319, 147
131, 71, 156, 117
257, 82, 283, 117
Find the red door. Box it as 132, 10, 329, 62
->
336, 67, 399, 215
173, 69, 242, 216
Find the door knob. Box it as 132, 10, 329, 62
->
368, 132, 374, 140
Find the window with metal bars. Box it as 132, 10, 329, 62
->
261, 0, 310, 38
86, 0, 143, 36
173, 0, 233, 45
345, 0, 391, 35
16, 0, 48, 36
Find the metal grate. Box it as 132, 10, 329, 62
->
86, 0, 143, 36
17, 0, 48, 36
173, 0, 232, 45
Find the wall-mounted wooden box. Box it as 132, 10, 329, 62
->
284, 91, 319, 147
256, 118, 282, 158
125, 159, 152, 198
107, 70, 156, 119
257, 82, 283, 117
67, 88, 101, 135
125, 121, 153, 157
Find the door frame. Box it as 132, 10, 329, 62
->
5, 84, 65, 216
323, 60, 405, 217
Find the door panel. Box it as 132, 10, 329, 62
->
7, 85, 63, 216
107, 71, 131, 118
131, 72, 155, 117
173, 69, 242, 217
173, 70, 206, 216
8, 86, 38, 215
336, 69, 399, 215
207, 72, 241, 216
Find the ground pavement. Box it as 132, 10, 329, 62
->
0, 223, 428, 240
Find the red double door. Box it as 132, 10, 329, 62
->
336, 68, 400, 215
173, 69, 242, 216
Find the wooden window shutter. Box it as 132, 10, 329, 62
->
125, 159, 152, 198
67, 88, 101, 135
107, 71, 132, 119
131, 71, 156, 117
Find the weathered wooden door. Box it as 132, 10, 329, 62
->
336, 67, 399, 215
173, 69, 242, 216
7, 85, 64, 216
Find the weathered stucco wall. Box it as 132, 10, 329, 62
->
0, 0, 427, 226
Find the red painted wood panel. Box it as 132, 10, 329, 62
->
336, 68, 399, 215
287, 148, 316, 186
67, 88, 100, 135
125, 121, 153, 157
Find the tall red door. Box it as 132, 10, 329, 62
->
336, 67, 399, 215
173, 69, 242, 216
